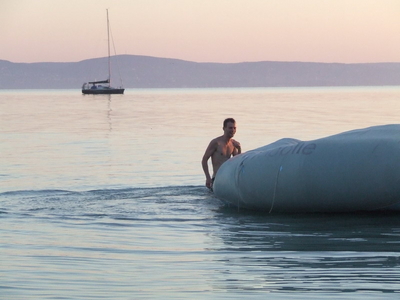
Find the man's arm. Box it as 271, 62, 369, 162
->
202, 140, 217, 188
232, 139, 241, 156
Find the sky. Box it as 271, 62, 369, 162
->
1, 0, 400, 64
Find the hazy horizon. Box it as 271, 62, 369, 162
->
2, 53, 400, 65
1, 0, 400, 64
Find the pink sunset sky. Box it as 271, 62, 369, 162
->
1, 0, 400, 64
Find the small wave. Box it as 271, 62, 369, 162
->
0, 185, 207, 197
0, 189, 74, 196
0, 185, 219, 221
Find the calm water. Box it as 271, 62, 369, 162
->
1, 87, 400, 299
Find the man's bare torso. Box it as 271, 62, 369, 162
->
210, 137, 236, 176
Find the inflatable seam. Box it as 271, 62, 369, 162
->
269, 165, 283, 213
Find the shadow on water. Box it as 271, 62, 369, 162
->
208, 198, 400, 295
213, 204, 400, 252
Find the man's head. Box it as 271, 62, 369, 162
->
223, 118, 236, 128
223, 118, 236, 138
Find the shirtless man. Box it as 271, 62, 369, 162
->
202, 118, 241, 189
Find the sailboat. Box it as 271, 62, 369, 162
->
82, 9, 124, 95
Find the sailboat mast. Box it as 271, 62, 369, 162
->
106, 9, 111, 86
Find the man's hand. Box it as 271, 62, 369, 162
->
206, 177, 213, 189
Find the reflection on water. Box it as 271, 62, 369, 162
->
214, 208, 400, 252
209, 207, 400, 294
107, 94, 112, 131
82, 93, 114, 132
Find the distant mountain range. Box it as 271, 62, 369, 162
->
1, 55, 399, 89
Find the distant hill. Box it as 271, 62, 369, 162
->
1, 55, 399, 89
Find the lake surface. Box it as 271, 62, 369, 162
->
1, 87, 400, 299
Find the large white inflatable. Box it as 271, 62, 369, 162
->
213, 124, 400, 213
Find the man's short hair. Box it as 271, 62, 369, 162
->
223, 118, 236, 128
